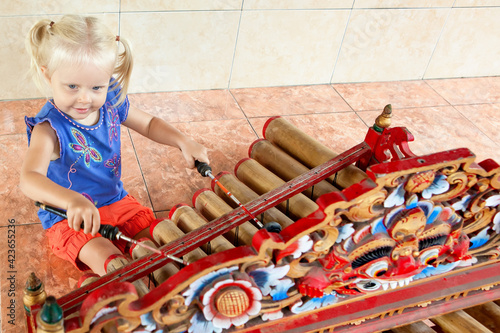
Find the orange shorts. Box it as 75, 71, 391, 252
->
46, 194, 155, 271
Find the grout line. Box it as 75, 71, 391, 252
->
451, 104, 500, 148
329, 85, 356, 112
226, 0, 245, 90
125, 128, 155, 211
354, 111, 372, 129
228, 89, 260, 138
421, 0, 456, 79
3, 6, 499, 18
423, 80, 453, 106
118, 0, 122, 35
329, 0, 355, 84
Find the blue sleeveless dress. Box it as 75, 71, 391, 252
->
25, 86, 129, 229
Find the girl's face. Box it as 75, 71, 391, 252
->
43, 62, 112, 125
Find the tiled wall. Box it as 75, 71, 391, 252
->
1, 0, 499, 100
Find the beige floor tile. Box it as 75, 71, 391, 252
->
0, 135, 38, 227
424, 7, 500, 79
121, 11, 240, 93
230, 10, 350, 88
0, 99, 45, 135
331, 8, 449, 83
243, 0, 354, 9
121, 128, 152, 209
333, 80, 449, 111
0, 224, 82, 333
425, 77, 500, 105
231, 85, 352, 118
353, 0, 454, 7
454, 103, 500, 144
128, 90, 244, 123
130, 119, 259, 212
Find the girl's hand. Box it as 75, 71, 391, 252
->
179, 138, 210, 169
66, 196, 100, 236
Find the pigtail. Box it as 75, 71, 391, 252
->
25, 19, 53, 95
112, 37, 134, 107
26, 15, 133, 105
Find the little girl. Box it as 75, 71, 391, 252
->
20, 15, 209, 276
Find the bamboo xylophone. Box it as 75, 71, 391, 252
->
24, 105, 500, 332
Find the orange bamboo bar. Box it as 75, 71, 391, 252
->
234, 157, 319, 220
151, 218, 207, 263
169, 203, 234, 254
211, 171, 294, 229
193, 188, 259, 246
263, 116, 368, 188
130, 238, 179, 285
249, 138, 339, 200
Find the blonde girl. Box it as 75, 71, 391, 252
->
20, 15, 209, 276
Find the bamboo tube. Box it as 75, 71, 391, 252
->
263, 116, 368, 189
150, 219, 206, 263
234, 158, 319, 220
249, 139, 340, 200
77, 273, 100, 288
130, 238, 179, 285
212, 171, 294, 229
169, 204, 234, 254
193, 189, 258, 246
104, 254, 149, 297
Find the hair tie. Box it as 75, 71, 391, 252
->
49, 21, 55, 28
115, 36, 120, 42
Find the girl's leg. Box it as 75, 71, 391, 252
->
78, 237, 122, 276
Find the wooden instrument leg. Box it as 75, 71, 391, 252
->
390, 321, 437, 333
463, 302, 500, 332
430, 309, 493, 333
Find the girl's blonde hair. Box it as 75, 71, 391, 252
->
26, 15, 133, 106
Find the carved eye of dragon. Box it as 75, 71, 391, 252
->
418, 222, 452, 265
351, 247, 392, 274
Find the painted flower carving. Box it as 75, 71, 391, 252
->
200, 272, 262, 329
384, 173, 449, 208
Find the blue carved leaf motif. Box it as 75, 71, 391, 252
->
249, 265, 290, 301
189, 311, 222, 333
422, 174, 449, 199
384, 183, 405, 208
413, 261, 461, 280
469, 227, 490, 249
290, 293, 339, 314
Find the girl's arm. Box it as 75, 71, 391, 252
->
123, 106, 210, 167
19, 122, 100, 235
